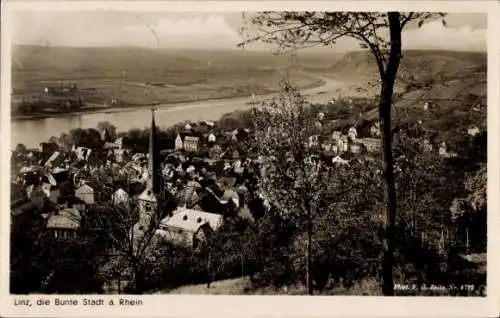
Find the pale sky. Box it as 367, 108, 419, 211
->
11, 12, 487, 52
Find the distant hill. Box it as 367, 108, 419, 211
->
12, 45, 344, 81
330, 49, 486, 82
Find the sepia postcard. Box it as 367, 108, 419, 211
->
1, 1, 499, 317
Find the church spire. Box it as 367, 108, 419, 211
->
148, 107, 161, 194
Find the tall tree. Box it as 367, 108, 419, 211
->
252, 82, 355, 294
239, 11, 446, 295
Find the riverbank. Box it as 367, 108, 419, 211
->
11, 78, 327, 122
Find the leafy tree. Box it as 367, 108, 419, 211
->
14, 143, 27, 155
239, 11, 447, 295
10, 203, 106, 294
68, 128, 104, 150
252, 82, 364, 294
97, 121, 118, 142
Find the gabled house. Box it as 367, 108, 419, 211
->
46, 207, 82, 239
208, 133, 216, 143
75, 183, 95, 205
175, 134, 184, 151
112, 188, 130, 206
157, 207, 223, 247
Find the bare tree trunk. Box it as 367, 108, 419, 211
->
133, 262, 145, 294
380, 12, 402, 297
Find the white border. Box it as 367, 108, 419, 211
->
1, 1, 499, 318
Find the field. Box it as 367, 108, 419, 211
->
11, 45, 344, 117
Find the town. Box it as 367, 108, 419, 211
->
10, 91, 486, 295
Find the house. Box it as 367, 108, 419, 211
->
74, 147, 92, 162
175, 134, 183, 151
350, 143, 361, 154
439, 141, 447, 156
112, 188, 130, 206
331, 144, 339, 154
322, 143, 333, 152
309, 135, 320, 148
222, 189, 240, 208
337, 136, 348, 153
75, 183, 94, 205
332, 156, 349, 166
332, 131, 342, 141
208, 144, 223, 159
370, 122, 380, 137
208, 133, 216, 143
114, 148, 127, 163
184, 136, 200, 153
423, 139, 433, 152
157, 207, 223, 247
468, 125, 480, 136
348, 127, 357, 141
360, 138, 380, 153
44, 151, 62, 168
46, 207, 81, 239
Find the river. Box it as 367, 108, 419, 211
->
10, 76, 349, 149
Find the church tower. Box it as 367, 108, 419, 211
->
137, 108, 161, 230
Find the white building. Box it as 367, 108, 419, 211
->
175, 134, 183, 151
348, 127, 357, 141
468, 125, 480, 136
157, 207, 223, 247
332, 155, 349, 166
112, 188, 129, 206
208, 133, 216, 143
439, 141, 447, 156
309, 135, 319, 148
